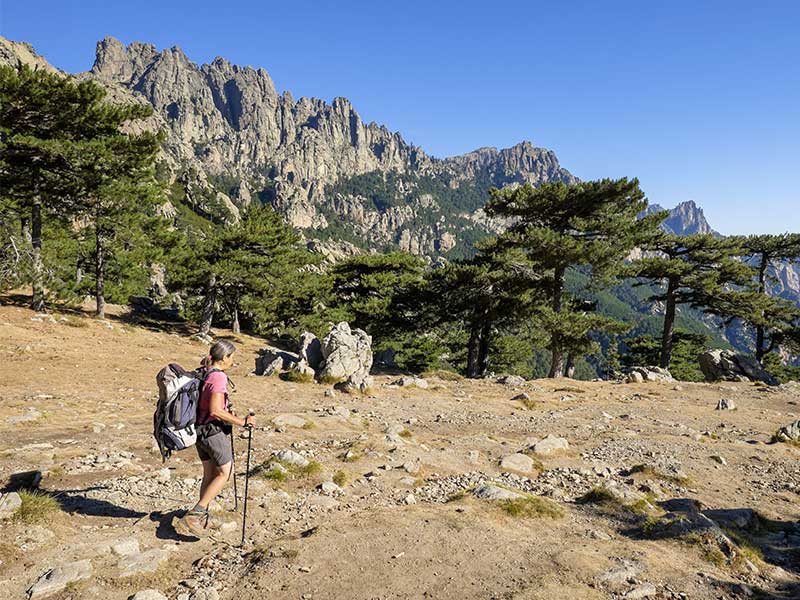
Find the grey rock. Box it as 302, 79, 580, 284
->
112, 538, 140, 556
715, 398, 736, 410
472, 485, 524, 500
118, 548, 169, 577
255, 349, 299, 376
191, 590, 220, 600
625, 366, 673, 383
624, 583, 657, 599
272, 414, 308, 429
28, 559, 93, 598
774, 420, 800, 442
500, 453, 535, 473
511, 392, 530, 401
318, 481, 342, 495
699, 349, 777, 385
320, 322, 373, 390
598, 559, 643, 585
531, 434, 569, 455
274, 449, 309, 467
298, 332, 323, 371
402, 493, 417, 505
496, 374, 525, 386
391, 376, 429, 389
0, 491, 22, 519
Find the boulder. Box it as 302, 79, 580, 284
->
319, 322, 373, 390
255, 349, 299, 376
496, 374, 525, 386
28, 559, 93, 599
699, 349, 777, 385
773, 420, 800, 443
530, 434, 569, 455
0, 491, 22, 520
290, 362, 316, 379
625, 366, 674, 383
500, 453, 535, 473
473, 485, 524, 500
715, 398, 736, 411
298, 332, 323, 371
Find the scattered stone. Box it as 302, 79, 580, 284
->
467, 450, 480, 464
28, 559, 93, 599
710, 455, 727, 466
473, 485, 524, 500
156, 468, 171, 482
191, 590, 220, 600
129, 591, 168, 600
324, 389, 336, 398
272, 414, 308, 429
0, 491, 22, 519
7, 408, 42, 424
531, 434, 569, 455
274, 449, 309, 467
626, 371, 644, 384
402, 460, 421, 474
500, 453, 535, 473
598, 559, 643, 585
496, 374, 525, 386
511, 392, 530, 401
118, 548, 169, 577
715, 398, 736, 410
403, 493, 417, 505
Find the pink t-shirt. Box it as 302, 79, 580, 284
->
197, 370, 229, 425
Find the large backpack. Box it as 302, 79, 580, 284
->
153, 364, 209, 461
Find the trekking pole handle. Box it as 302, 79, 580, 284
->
245, 410, 255, 428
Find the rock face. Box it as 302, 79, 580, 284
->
319, 322, 373, 391
298, 332, 323, 371
773, 420, 800, 442
699, 349, 777, 385
0, 36, 576, 259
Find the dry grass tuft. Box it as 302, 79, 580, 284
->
13, 490, 61, 524
498, 496, 563, 519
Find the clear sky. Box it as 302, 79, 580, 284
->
2, 0, 798, 235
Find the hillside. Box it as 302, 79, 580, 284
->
1, 299, 800, 599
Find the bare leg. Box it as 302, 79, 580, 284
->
198, 461, 232, 509
198, 459, 215, 504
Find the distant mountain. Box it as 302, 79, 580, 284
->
645, 200, 720, 236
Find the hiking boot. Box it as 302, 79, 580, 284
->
176, 511, 208, 537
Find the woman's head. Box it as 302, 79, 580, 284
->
208, 339, 236, 370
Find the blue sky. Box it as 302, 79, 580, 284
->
2, 0, 798, 235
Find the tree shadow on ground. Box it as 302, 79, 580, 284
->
612, 497, 800, 599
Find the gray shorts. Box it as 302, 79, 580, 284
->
196, 430, 233, 466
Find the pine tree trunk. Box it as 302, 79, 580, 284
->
466, 323, 481, 378
548, 266, 566, 378
199, 273, 217, 337
565, 354, 576, 378
659, 277, 678, 369
30, 189, 45, 313
477, 319, 491, 378
95, 223, 106, 319
755, 254, 768, 362
232, 305, 240, 335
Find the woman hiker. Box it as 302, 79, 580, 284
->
177, 339, 256, 537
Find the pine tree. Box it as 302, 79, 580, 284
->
170, 203, 313, 336
0, 64, 151, 310
485, 178, 661, 378
739, 234, 800, 361
629, 233, 756, 369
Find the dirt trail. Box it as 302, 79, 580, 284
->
1, 298, 799, 599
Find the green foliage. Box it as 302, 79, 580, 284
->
498, 496, 564, 519
623, 330, 708, 381
762, 353, 800, 383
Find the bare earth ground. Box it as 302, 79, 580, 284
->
1, 296, 799, 600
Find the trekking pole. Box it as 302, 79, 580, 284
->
230, 433, 238, 511
240, 410, 255, 548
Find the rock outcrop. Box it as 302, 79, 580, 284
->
319, 322, 373, 392
698, 349, 777, 385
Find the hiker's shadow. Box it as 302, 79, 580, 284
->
53, 487, 148, 519
150, 509, 199, 542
